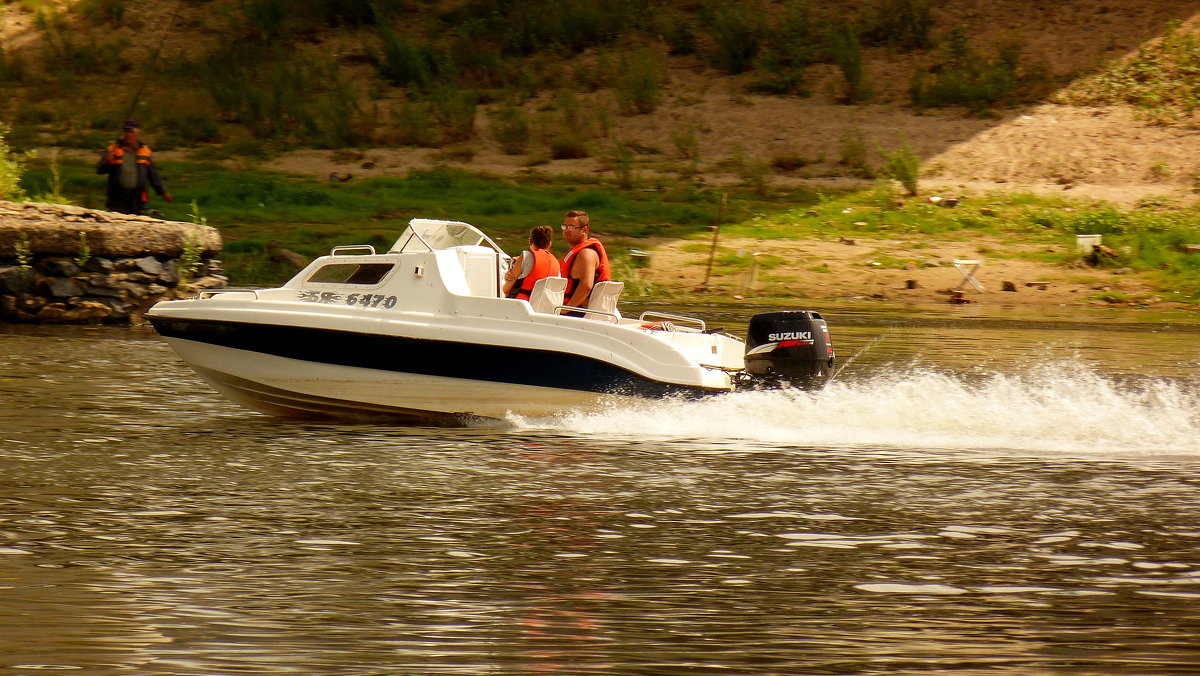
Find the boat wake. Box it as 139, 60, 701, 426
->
508, 363, 1200, 457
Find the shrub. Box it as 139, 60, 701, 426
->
881, 138, 920, 195
549, 134, 589, 159
840, 127, 874, 177
374, 27, 453, 90
243, 0, 289, 43
827, 22, 871, 104
613, 48, 665, 115
393, 100, 437, 147
77, 0, 126, 25
447, 0, 643, 57
1, 122, 33, 200
910, 29, 1029, 115
862, 0, 932, 50
490, 106, 531, 154
751, 2, 821, 95
770, 152, 812, 172
429, 86, 478, 143
611, 141, 636, 189
702, 0, 767, 74
0, 47, 27, 84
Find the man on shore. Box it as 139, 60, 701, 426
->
96, 120, 171, 215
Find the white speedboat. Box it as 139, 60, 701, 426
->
147, 219, 834, 425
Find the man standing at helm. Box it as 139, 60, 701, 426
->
558, 209, 611, 315
96, 120, 172, 215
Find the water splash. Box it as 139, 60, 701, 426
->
510, 363, 1200, 456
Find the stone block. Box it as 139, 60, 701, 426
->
37, 256, 80, 277
135, 256, 165, 276
46, 277, 85, 298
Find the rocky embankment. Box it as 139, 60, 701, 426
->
0, 201, 225, 323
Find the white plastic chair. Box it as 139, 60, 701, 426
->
527, 276, 567, 314
584, 280, 624, 321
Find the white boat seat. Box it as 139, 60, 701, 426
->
585, 280, 624, 321
527, 276, 567, 314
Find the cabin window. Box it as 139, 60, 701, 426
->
307, 263, 394, 285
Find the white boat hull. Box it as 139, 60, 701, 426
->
166, 336, 635, 424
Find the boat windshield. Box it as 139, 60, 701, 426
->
389, 219, 505, 256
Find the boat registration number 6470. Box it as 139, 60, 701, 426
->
346, 293, 398, 309
298, 291, 398, 309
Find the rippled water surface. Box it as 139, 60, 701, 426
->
2, 303, 1199, 674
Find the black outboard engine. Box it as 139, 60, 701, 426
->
743, 311, 835, 389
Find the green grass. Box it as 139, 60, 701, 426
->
16, 156, 1200, 300
21, 158, 812, 284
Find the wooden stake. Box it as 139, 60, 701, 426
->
702, 192, 727, 289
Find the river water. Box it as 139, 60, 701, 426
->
2, 302, 1199, 674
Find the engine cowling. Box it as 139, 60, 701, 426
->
743, 311, 835, 389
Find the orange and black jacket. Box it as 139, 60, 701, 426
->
96, 141, 167, 201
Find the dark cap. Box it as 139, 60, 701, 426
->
122, 120, 140, 130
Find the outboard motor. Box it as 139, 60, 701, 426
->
743, 311, 835, 389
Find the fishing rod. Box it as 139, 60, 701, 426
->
121, 4, 185, 122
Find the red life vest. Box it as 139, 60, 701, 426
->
560, 236, 611, 302
511, 248, 560, 300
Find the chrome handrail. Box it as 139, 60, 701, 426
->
553, 305, 621, 324
198, 288, 261, 300
638, 310, 706, 332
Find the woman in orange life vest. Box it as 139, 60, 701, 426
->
95, 120, 172, 215
558, 210, 611, 315
503, 225, 559, 300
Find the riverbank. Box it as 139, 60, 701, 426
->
639, 233, 1173, 309
16, 157, 1200, 311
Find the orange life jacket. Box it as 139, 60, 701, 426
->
106, 143, 154, 166
560, 236, 612, 302
511, 248, 560, 300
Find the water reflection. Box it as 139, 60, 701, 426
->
2, 307, 1200, 673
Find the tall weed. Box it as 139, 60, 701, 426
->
840, 127, 874, 177
827, 22, 871, 104
881, 137, 920, 195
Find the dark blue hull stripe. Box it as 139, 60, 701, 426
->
149, 317, 720, 399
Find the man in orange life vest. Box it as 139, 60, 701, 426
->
96, 120, 172, 215
558, 210, 611, 315
503, 225, 559, 300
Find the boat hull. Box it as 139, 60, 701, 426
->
153, 317, 724, 424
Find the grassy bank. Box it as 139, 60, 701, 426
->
17, 156, 1200, 302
